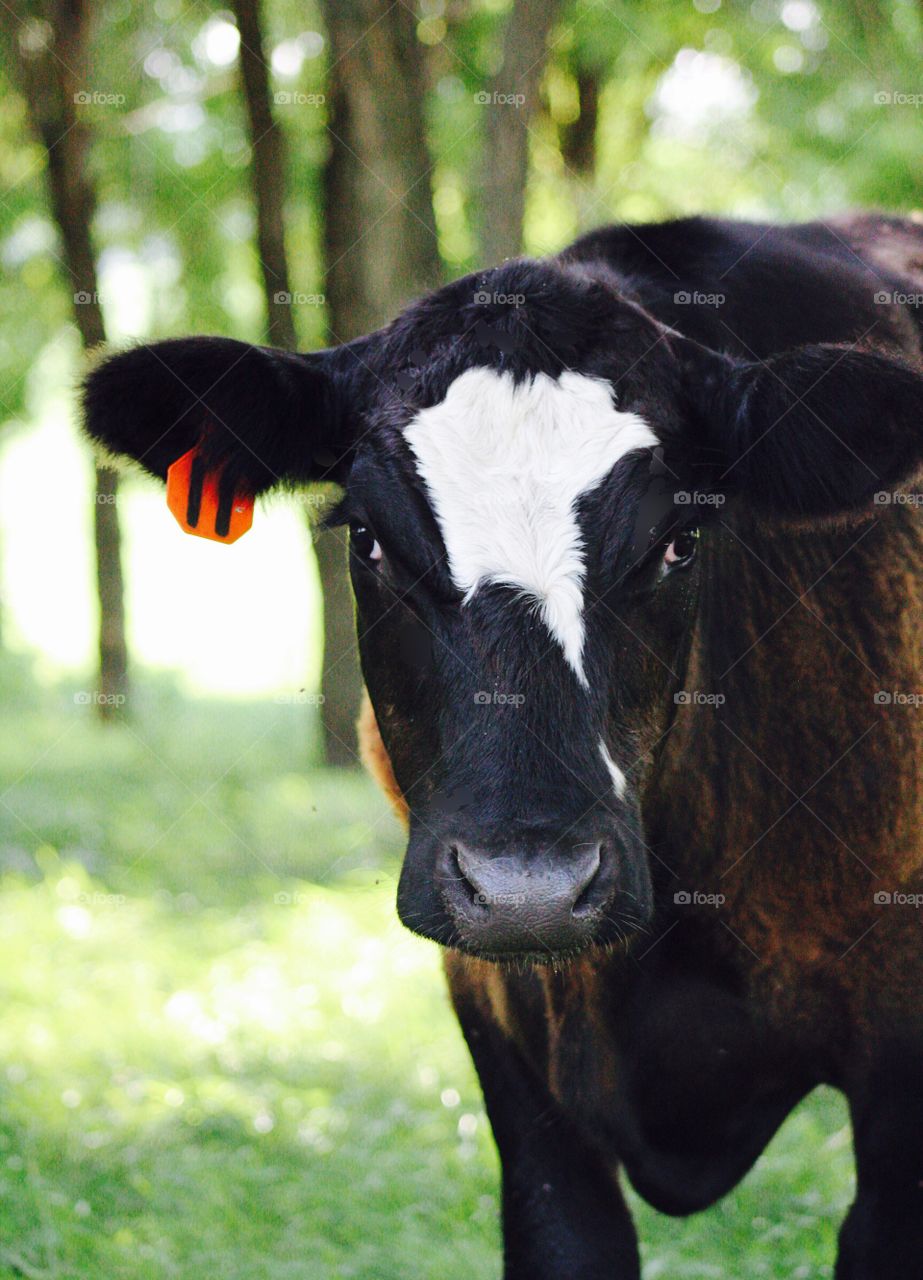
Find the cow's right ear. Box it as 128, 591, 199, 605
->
82, 336, 352, 495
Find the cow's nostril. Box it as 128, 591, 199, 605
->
571, 842, 604, 917
449, 845, 488, 913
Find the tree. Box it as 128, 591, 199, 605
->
317, 0, 442, 765
478, 0, 563, 263
321, 0, 441, 335
228, 0, 296, 352
230, 0, 364, 767
6, 0, 128, 718
560, 64, 601, 176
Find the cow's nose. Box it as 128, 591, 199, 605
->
437, 838, 611, 956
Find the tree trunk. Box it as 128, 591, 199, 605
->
561, 67, 601, 176
478, 0, 563, 264
7, 0, 128, 717
311, 524, 357, 767
93, 463, 128, 711
313, 70, 366, 768
316, 0, 442, 766
229, 0, 297, 350
321, 74, 371, 342
230, 0, 364, 766
321, 0, 441, 334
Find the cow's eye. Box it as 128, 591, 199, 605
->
664, 528, 699, 569
350, 523, 382, 565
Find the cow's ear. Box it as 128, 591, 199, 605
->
82, 337, 352, 494
682, 341, 923, 519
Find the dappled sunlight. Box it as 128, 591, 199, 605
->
0, 657, 863, 1276
0, 861, 499, 1279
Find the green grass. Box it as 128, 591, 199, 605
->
0, 655, 854, 1278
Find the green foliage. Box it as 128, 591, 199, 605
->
0, 68, 70, 426
1, 0, 920, 416
0, 656, 855, 1278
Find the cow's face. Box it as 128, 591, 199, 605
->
84, 258, 923, 961
342, 346, 699, 962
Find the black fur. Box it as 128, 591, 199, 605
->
84, 223, 923, 519
83, 337, 351, 493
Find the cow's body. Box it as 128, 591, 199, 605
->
84, 213, 923, 1277
364, 215, 923, 1278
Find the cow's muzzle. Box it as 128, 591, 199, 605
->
397, 817, 650, 960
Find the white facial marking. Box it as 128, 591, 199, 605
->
403, 367, 659, 683
599, 739, 628, 800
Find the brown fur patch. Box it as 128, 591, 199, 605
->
445, 952, 519, 1040
444, 952, 558, 1078
357, 691, 409, 827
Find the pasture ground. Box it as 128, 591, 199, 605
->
0, 654, 853, 1278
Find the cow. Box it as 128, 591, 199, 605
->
82, 213, 923, 1278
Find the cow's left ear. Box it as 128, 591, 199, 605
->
684, 342, 923, 519
83, 336, 354, 494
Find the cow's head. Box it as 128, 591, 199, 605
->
83, 258, 923, 961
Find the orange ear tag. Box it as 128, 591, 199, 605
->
166, 448, 254, 544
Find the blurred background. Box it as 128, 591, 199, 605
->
0, 0, 918, 1275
